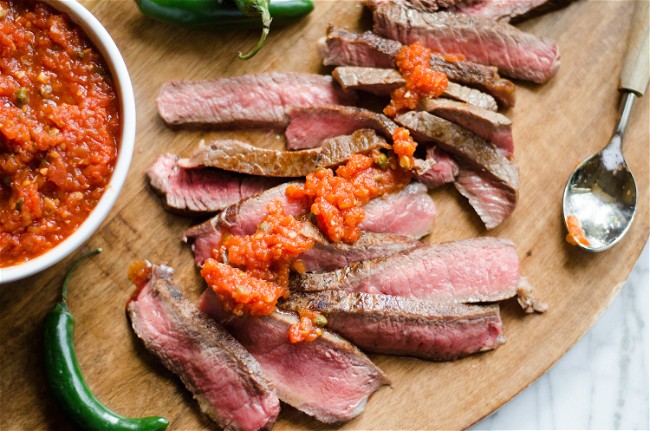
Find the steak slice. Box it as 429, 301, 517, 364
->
300, 230, 420, 273
372, 2, 560, 83
332, 66, 498, 111
453, 0, 577, 24
289, 237, 522, 304
418, 98, 513, 157
320, 28, 515, 108
185, 182, 309, 265
319, 27, 401, 69
157, 73, 355, 129
185, 181, 435, 266
454, 166, 517, 229
199, 289, 389, 424
280, 290, 505, 360
147, 153, 283, 214
415, 146, 459, 189
359, 182, 436, 238
127, 264, 280, 431
395, 111, 518, 228
365, 0, 465, 12
178, 129, 391, 177
285, 105, 397, 150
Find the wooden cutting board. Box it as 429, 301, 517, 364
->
1, 1, 648, 430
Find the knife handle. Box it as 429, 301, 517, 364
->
619, 0, 649, 96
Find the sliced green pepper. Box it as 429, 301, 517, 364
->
44, 249, 169, 431
134, 0, 313, 32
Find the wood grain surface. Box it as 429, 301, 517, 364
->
1, 1, 648, 430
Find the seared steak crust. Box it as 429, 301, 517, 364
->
127, 264, 280, 431
372, 2, 560, 83
157, 73, 354, 129
418, 98, 513, 157
178, 129, 391, 177
280, 290, 505, 360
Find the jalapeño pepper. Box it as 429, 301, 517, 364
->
135, 0, 313, 58
44, 249, 169, 431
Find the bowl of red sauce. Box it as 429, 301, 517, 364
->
0, 0, 135, 283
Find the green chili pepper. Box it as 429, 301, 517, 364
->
233, 0, 272, 60
44, 248, 169, 431
134, 0, 313, 58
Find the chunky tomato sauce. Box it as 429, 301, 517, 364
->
384, 42, 448, 117
287, 151, 411, 243
0, 1, 119, 266
201, 201, 314, 317
565, 215, 590, 247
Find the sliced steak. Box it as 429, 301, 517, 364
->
280, 290, 505, 360
333, 66, 497, 111
127, 264, 280, 431
185, 182, 309, 265
178, 129, 391, 177
454, 166, 517, 229
428, 54, 516, 108
320, 28, 515, 108
395, 111, 518, 228
415, 146, 459, 189
147, 153, 283, 214
418, 98, 513, 156
199, 289, 388, 424
453, 0, 577, 24
186, 181, 434, 266
365, 0, 465, 12
372, 2, 560, 83
359, 182, 436, 238
290, 237, 522, 304
320, 27, 401, 69
285, 105, 397, 150
157, 73, 355, 129
300, 230, 420, 273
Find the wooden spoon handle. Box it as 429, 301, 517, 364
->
619, 0, 649, 96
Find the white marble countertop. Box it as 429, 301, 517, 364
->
472, 238, 649, 430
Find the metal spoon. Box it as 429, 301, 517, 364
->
562, 1, 648, 252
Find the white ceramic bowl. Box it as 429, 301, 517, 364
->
0, 0, 135, 284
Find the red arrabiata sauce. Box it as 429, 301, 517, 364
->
286, 150, 411, 243
565, 215, 590, 247
201, 201, 314, 317
0, 1, 119, 267
384, 42, 448, 117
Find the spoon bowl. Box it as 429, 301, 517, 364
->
563, 133, 637, 252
